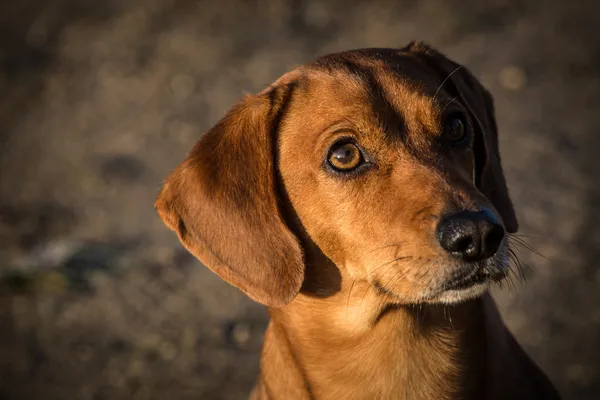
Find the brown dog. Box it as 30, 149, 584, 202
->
155, 42, 561, 399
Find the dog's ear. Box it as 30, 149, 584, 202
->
154, 82, 304, 307
404, 41, 518, 233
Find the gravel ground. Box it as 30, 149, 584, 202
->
0, 1, 599, 399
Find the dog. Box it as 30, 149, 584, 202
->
154, 42, 561, 399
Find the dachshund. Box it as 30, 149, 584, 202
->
155, 41, 561, 400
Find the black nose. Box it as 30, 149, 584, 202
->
436, 209, 505, 262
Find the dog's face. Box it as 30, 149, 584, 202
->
155, 43, 518, 307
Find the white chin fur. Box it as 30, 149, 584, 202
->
431, 281, 491, 305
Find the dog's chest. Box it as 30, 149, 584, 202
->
297, 323, 468, 400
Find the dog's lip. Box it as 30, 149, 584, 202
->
444, 271, 488, 291
443, 264, 507, 291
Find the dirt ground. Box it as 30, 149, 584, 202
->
0, 1, 599, 399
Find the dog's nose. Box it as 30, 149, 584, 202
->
436, 209, 505, 262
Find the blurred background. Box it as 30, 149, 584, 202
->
0, 0, 598, 399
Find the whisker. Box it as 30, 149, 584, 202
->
447, 306, 454, 331
508, 248, 532, 280
374, 256, 412, 272
346, 279, 357, 316
507, 254, 523, 283
385, 267, 410, 289
509, 233, 541, 240
369, 259, 403, 283
441, 97, 459, 113
433, 66, 463, 102
342, 116, 362, 133
505, 271, 517, 292
359, 283, 371, 312
366, 242, 405, 254
508, 235, 549, 260
496, 277, 504, 291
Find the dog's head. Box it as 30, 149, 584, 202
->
155, 42, 517, 307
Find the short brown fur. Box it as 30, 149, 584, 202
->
155, 42, 561, 399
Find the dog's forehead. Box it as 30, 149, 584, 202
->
308, 48, 444, 91
279, 49, 449, 139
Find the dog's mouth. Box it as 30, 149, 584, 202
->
371, 243, 510, 304
443, 270, 489, 291
372, 262, 506, 302
442, 261, 507, 291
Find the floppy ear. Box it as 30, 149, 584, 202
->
404, 41, 518, 233
154, 83, 304, 307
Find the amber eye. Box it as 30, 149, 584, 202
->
328, 142, 363, 171
443, 115, 469, 146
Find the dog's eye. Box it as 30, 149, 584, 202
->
328, 142, 363, 171
443, 115, 469, 146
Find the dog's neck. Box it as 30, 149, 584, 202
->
252, 243, 559, 400
255, 236, 500, 400
263, 280, 489, 400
